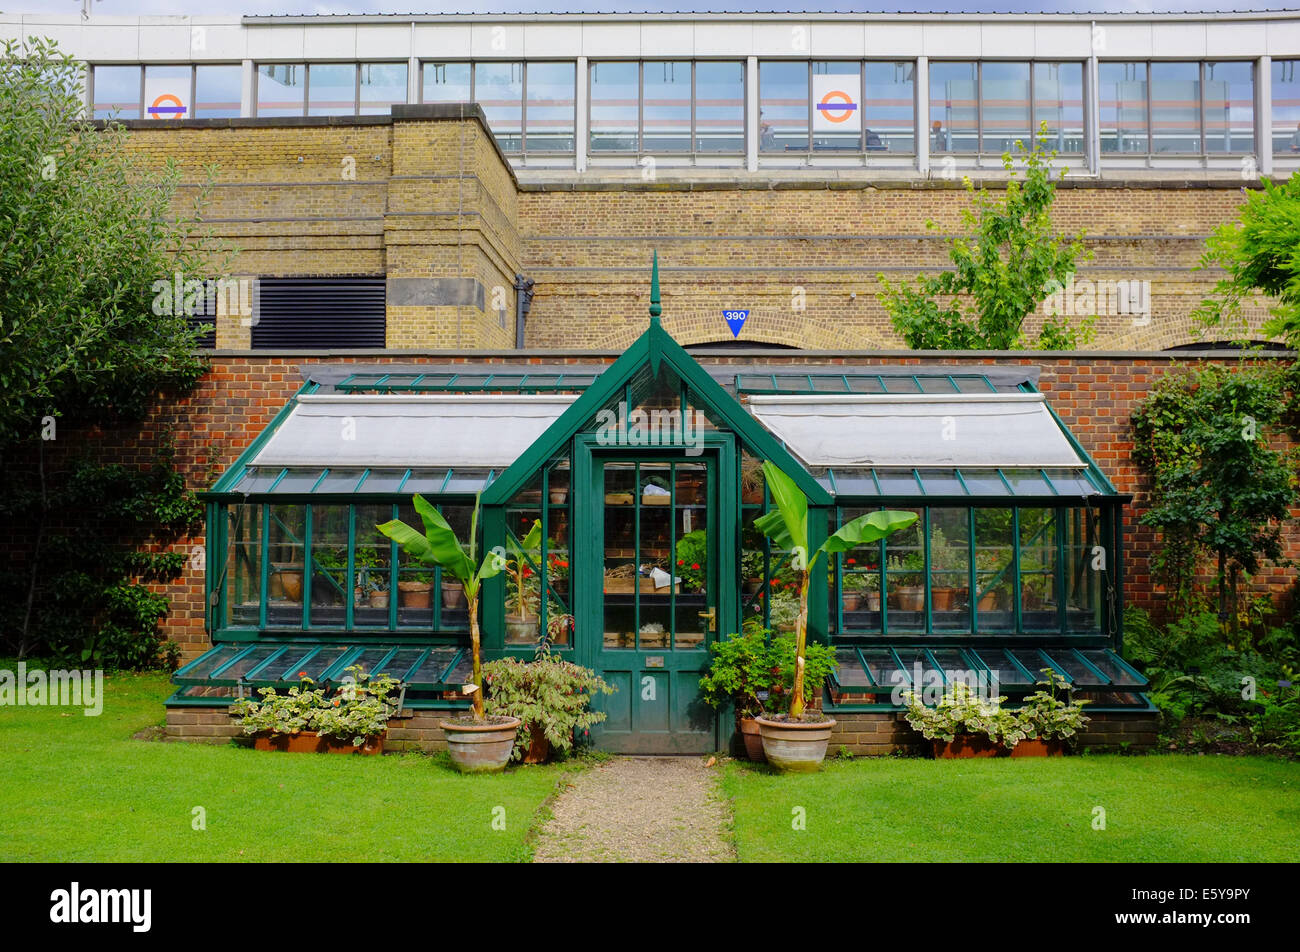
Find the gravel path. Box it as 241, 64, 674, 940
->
532, 756, 735, 863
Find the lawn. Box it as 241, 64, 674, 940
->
0, 671, 571, 862
721, 755, 1300, 862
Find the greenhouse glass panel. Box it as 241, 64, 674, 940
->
356, 470, 409, 494
275, 469, 324, 493
1019, 507, 1059, 630
267, 506, 306, 626
957, 470, 1011, 496
1065, 507, 1104, 633
405, 647, 463, 687
974, 509, 1014, 631
861, 648, 908, 687
833, 649, 873, 689
316, 469, 367, 493
916, 469, 967, 496
969, 648, 1034, 688
930, 508, 971, 633
266, 645, 348, 682
353, 504, 394, 629
884, 507, 925, 633
226, 504, 261, 627
839, 507, 883, 633
403, 470, 449, 494
309, 506, 350, 628
216, 645, 284, 683
1078, 649, 1146, 687
371, 647, 427, 681
174, 644, 248, 684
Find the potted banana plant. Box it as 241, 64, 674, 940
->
752, 460, 918, 772
378, 494, 520, 773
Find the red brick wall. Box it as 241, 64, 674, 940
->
21, 350, 1295, 662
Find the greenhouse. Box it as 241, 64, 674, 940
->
176, 318, 1147, 753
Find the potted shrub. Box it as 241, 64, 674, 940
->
231, 665, 400, 754
741, 457, 765, 504
545, 608, 574, 646
699, 624, 774, 760
675, 530, 708, 593
886, 552, 925, 611
751, 460, 918, 772
1013, 667, 1090, 756
378, 494, 520, 772
929, 527, 968, 612
397, 569, 434, 609
441, 574, 466, 610
901, 682, 1027, 758
483, 648, 615, 764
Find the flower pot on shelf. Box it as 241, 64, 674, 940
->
977, 590, 1000, 611
842, 592, 862, 612
865, 592, 882, 611
932, 736, 1007, 758
441, 579, 466, 610
931, 587, 958, 611
397, 581, 432, 609
893, 586, 925, 612
277, 569, 303, 601
505, 614, 540, 644
368, 591, 389, 609
440, 715, 521, 773
252, 731, 383, 755
1009, 738, 1067, 757
549, 490, 567, 505
737, 716, 766, 762
755, 715, 837, 772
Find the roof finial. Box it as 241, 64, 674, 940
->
649, 249, 662, 322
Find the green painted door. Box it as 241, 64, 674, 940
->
575, 440, 734, 754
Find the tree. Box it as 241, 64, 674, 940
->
1131, 364, 1299, 628
1194, 171, 1300, 350
752, 461, 916, 720
877, 126, 1092, 350
0, 38, 224, 664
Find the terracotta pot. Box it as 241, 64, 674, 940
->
368, 591, 389, 609
977, 591, 1000, 611
741, 486, 764, 504
253, 731, 383, 755
279, 570, 303, 601
397, 580, 432, 609
894, 586, 925, 612
755, 716, 837, 773
1009, 738, 1066, 757
931, 587, 956, 611
932, 736, 1007, 758
549, 490, 567, 505
738, 716, 766, 762
842, 592, 862, 612
865, 592, 881, 611
505, 614, 540, 644
440, 716, 521, 773
523, 723, 551, 764
441, 580, 466, 609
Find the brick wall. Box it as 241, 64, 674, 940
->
114, 112, 1279, 352
828, 710, 1159, 755
165, 705, 450, 752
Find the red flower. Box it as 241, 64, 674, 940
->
847, 558, 856, 565
298, 671, 308, 678
677, 559, 685, 566
333, 699, 340, 707
692, 563, 700, 570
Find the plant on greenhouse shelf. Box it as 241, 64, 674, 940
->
676, 530, 708, 592
751, 460, 917, 771
887, 551, 926, 611
502, 519, 544, 644
231, 665, 401, 754
901, 682, 1027, 758
483, 648, 615, 764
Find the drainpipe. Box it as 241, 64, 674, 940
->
514, 274, 536, 349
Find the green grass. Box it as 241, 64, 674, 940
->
0, 672, 573, 862
721, 754, 1300, 862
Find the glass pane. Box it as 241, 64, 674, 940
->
225, 504, 261, 627
1271, 60, 1300, 154
353, 504, 393, 628
812, 61, 862, 152
218, 645, 283, 682
359, 62, 407, 115
1203, 61, 1253, 153
525, 61, 575, 151
178, 644, 245, 681
405, 646, 462, 685
505, 502, 543, 646
884, 507, 924, 632
1151, 61, 1201, 153
602, 462, 638, 648
267, 645, 347, 682
1065, 507, 1104, 633
257, 63, 305, 117
143, 65, 190, 120
308, 63, 355, 116
1079, 649, 1143, 686
838, 508, 883, 633
981, 61, 1031, 154
864, 61, 914, 153
195, 65, 242, 118
1099, 62, 1148, 153
93, 66, 141, 119
930, 61, 978, 153
475, 61, 523, 152
266, 505, 306, 625
394, 499, 433, 628
972, 648, 1034, 688
643, 60, 691, 152
1019, 507, 1059, 631
695, 61, 744, 152
929, 508, 970, 633
1034, 62, 1084, 154
590, 61, 639, 152
974, 509, 1013, 632
423, 62, 471, 102
309, 506, 349, 627
759, 60, 809, 152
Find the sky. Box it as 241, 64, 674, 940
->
4, 1, 1300, 17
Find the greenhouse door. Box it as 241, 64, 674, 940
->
574, 438, 734, 754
